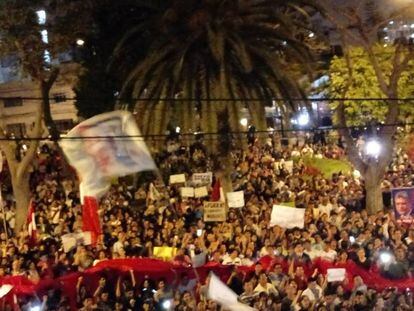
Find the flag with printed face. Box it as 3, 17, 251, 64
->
27, 200, 37, 246
61, 110, 157, 199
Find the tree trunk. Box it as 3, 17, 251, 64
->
11, 172, 31, 234
364, 167, 383, 214
41, 69, 60, 141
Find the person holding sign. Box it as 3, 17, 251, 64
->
394, 190, 414, 223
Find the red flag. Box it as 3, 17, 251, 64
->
82, 196, 101, 245
211, 179, 221, 201
26, 200, 37, 246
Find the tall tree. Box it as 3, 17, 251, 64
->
322, 0, 414, 214
110, 0, 319, 147
0, 0, 92, 232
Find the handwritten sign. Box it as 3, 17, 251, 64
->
203, 202, 226, 222
192, 172, 213, 185
169, 174, 186, 184
226, 191, 245, 208
194, 186, 208, 198
180, 187, 195, 197
327, 268, 346, 282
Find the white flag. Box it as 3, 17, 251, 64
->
207, 273, 256, 311
61, 111, 156, 198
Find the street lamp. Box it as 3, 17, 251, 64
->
365, 139, 381, 158
76, 39, 85, 46
240, 118, 248, 127
297, 112, 309, 126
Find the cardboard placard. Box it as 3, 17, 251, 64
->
169, 174, 186, 184
194, 186, 208, 198
203, 202, 226, 222
181, 187, 195, 197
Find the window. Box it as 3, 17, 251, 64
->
6, 123, 26, 136
53, 93, 67, 103
3, 98, 23, 108
55, 119, 73, 132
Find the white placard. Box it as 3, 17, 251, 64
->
192, 172, 213, 185
327, 268, 346, 282
61, 232, 92, 253
194, 186, 208, 198
226, 191, 245, 208
270, 205, 305, 228
181, 187, 195, 197
169, 174, 186, 184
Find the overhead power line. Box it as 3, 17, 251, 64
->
1, 96, 414, 102
3, 121, 412, 142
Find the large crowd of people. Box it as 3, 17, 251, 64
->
0, 133, 414, 311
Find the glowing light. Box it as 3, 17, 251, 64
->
175, 126, 181, 133
30, 306, 41, 311
379, 252, 393, 264
76, 39, 85, 46
297, 113, 309, 126
162, 300, 172, 310
389, 21, 394, 25
36, 10, 46, 25
240, 118, 248, 127
308, 32, 315, 38
41, 30, 48, 43
365, 139, 381, 158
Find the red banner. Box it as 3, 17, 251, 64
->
2, 256, 414, 310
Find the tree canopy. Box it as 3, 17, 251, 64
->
328, 45, 414, 126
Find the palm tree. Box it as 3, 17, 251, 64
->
111, 0, 319, 147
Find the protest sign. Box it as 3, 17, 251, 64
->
169, 174, 186, 184
327, 268, 346, 282
192, 172, 213, 185
270, 205, 305, 228
203, 202, 226, 222
180, 187, 195, 197
61, 232, 92, 253
194, 186, 208, 198
392, 187, 414, 224
226, 191, 245, 208
192, 252, 207, 268
153, 246, 177, 260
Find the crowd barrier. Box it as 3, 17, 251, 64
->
1, 256, 414, 310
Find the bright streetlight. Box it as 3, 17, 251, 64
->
365, 139, 381, 158
76, 39, 85, 46
240, 118, 248, 127
297, 112, 309, 126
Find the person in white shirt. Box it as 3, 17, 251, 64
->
320, 240, 337, 261
302, 277, 323, 302
254, 273, 278, 296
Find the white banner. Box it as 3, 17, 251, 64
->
226, 191, 245, 208
270, 205, 305, 228
180, 187, 194, 197
327, 268, 346, 282
192, 172, 213, 185
194, 186, 208, 198
169, 174, 186, 184
61, 111, 156, 198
